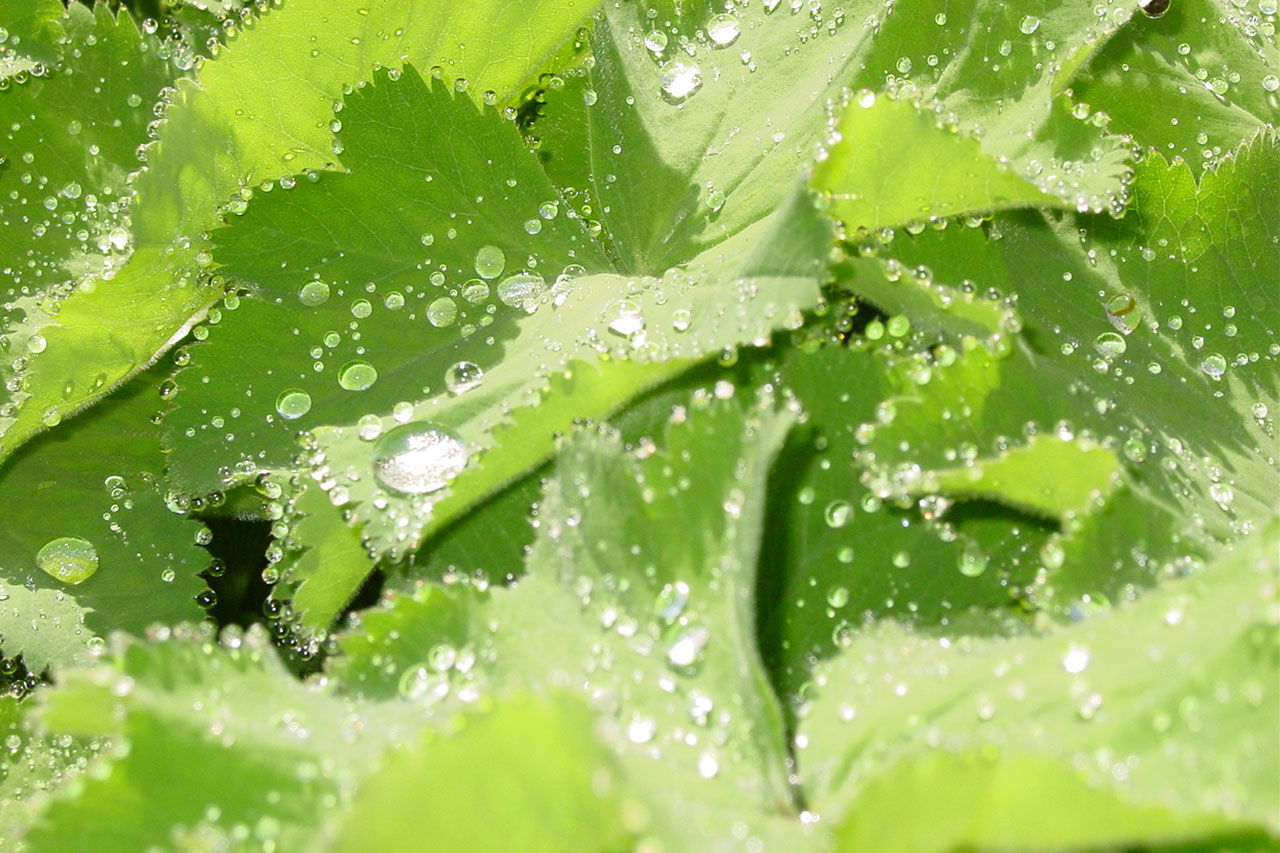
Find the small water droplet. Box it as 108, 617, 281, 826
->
1200, 353, 1227, 380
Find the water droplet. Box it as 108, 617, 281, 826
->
461, 280, 490, 304
706, 14, 741, 47
496, 272, 547, 312
426, 296, 458, 327
1140, 0, 1170, 18
826, 586, 850, 608
1200, 353, 1227, 380
298, 280, 330, 306
372, 423, 469, 495
659, 59, 702, 103
1105, 293, 1139, 334
275, 389, 312, 420
1019, 15, 1040, 34
671, 308, 692, 332
1062, 646, 1090, 674
474, 245, 506, 279
1123, 437, 1149, 463
350, 299, 373, 319
957, 543, 988, 577
339, 361, 378, 391
1039, 541, 1066, 570
645, 29, 668, 53
445, 361, 484, 395
36, 537, 98, 585
655, 581, 690, 624
666, 624, 710, 668
1094, 332, 1127, 357
824, 500, 852, 528
627, 717, 656, 744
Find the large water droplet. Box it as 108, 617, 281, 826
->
372, 423, 469, 495
275, 389, 312, 419
36, 537, 98, 585
474, 245, 506, 279
339, 361, 378, 391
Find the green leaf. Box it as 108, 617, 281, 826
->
0, 367, 207, 671
0, 0, 64, 77
165, 64, 830, 572
333, 398, 802, 819
0, 3, 178, 448
813, 94, 1062, 232
0, 696, 94, 845
755, 344, 1041, 700
0, 586, 94, 674
536, 0, 1136, 277
1073, 0, 1280, 176
332, 694, 639, 853
268, 477, 375, 639
830, 752, 1275, 853
0, 0, 597, 465
859, 134, 1279, 606
797, 519, 1280, 840
26, 625, 414, 853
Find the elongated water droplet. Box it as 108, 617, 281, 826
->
37, 537, 98, 585
372, 423, 469, 495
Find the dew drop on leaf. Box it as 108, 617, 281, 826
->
461, 280, 490, 304
957, 542, 989, 577
496, 272, 547, 312
275, 389, 312, 420
372, 423, 469, 495
824, 500, 852, 528
338, 361, 378, 391
36, 537, 99, 585
474, 245, 506, 279
1200, 353, 1227, 380
659, 59, 702, 103
706, 14, 741, 47
1094, 332, 1127, 357
298, 280, 330, 306
445, 361, 484, 395
426, 296, 459, 327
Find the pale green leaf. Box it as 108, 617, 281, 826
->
798, 520, 1280, 838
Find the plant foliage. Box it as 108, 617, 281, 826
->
0, 0, 1276, 849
